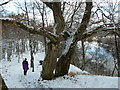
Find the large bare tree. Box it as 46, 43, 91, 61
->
40, 0, 93, 79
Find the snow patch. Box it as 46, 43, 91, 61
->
61, 36, 73, 56
69, 64, 88, 74
0, 17, 15, 21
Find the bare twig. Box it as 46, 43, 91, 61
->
0, 0, 12, 6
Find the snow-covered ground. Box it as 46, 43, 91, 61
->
0, 51, 119, 88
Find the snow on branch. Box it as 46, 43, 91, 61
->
81, 24, 120, 40
1, 19, 58, 42
61, 36, 74, 56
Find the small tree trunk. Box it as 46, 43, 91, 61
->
31, 52, 34, 72
112, 62, 117, 76
30, 40, 34, 72
118, 42, 120, 77
41, 42, 58, 80
81, 40, 85, 70
115, 35, 120, 77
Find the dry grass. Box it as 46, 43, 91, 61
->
68, 72, 90, 77
68, 72, 78, 77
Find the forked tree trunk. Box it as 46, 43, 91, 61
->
41, 42, 59, 80
41, 1, 92, 80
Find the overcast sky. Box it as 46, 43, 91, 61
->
1, 0, 119, 14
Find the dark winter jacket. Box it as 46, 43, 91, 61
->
22, 60, 29, 71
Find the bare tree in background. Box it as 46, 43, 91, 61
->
92, 0, 120, 76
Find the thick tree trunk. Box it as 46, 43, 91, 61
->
55, 42, 76, 77
41, 42, 58, 80
41, 1, 92, 79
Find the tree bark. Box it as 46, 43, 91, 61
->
55, 41, 77, 77
41, 41, 59, 80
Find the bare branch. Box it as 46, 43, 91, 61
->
43, 2, 65, 35
2, 19, 58, 43
0, 0, 12, 6
76, 0, 93, 41
43, 2, 54, 10
81, 24, 120, 40
69, 2, 82, 28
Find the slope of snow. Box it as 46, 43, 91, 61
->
0, 51, 119, 88
38, 75, 118, 88
69, 64, 88, 74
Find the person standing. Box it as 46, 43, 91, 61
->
22, 58, 29, 75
